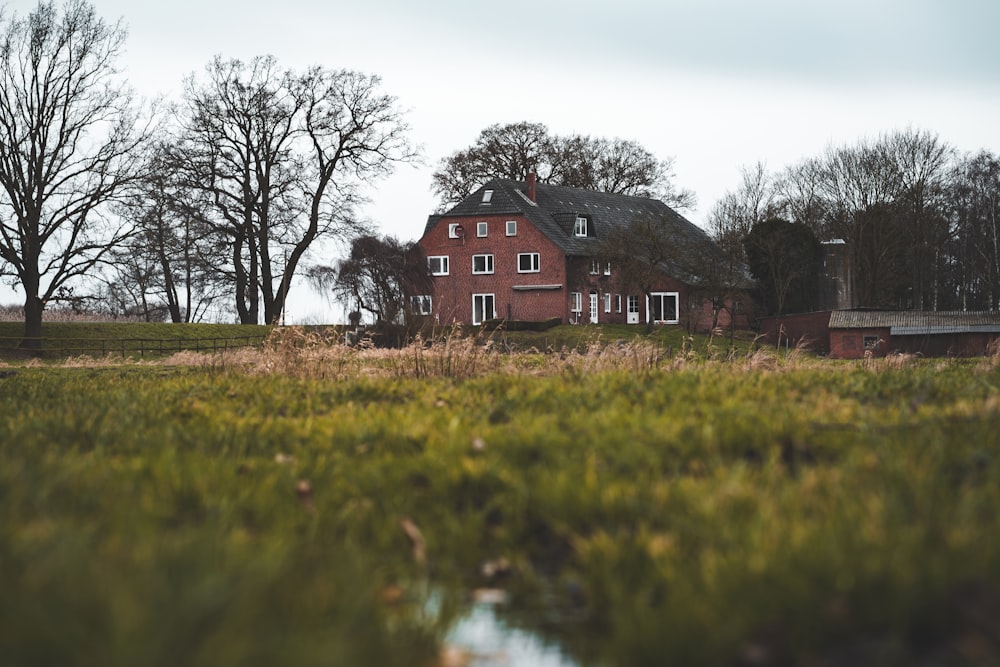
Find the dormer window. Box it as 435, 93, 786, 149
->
574, 216, 588, 237
481, 190, 493, 204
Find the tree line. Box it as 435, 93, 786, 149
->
709, 129, 1000, 315
0, 1, 414, 349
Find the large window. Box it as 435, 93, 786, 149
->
649, 292, 679, 324
409, 295, 432, 315
518, 252, 540, 273
472, 294, 495, 325
574, 216, 588, 237
427, 256, 449, 276
472, 254, 494, 274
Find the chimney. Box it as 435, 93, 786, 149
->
526, 172, 537, 202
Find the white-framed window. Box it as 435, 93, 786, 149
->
477, 221, 488, 237
616, 294, 622, 313
472, 254, 494, 274
428, 256, 449, 276
603, 262, 612, 276
574, 216, 588, 237
482, 190, 493, 204
448, 223, 462, 239
410, 295, 432, 315
472, 293, 495, 325
518, 252, 540, 273
570, 292, 583, 313
649, 292, 680, 324
590, 259, 600, 275
506, 220, 517, 236
604, 292, 612, 313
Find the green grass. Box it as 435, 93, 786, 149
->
2, 353, 1000, 665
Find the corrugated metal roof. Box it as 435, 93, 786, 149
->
829, 310, 1000, 332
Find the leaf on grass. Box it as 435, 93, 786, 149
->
400, 518, 426, 564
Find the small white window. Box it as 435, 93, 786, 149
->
616, 294, 622, 313
482, 190, 493, 204
410, 295, 432, 315
428, 256, 449, 276
506, 220, 517, 236
472, 254, 494, 274
477, 221, 488, 237
603, 262, 612, 276
604, 293, 612, 313
570, 292, 583, 313
448, 223, 462, 239
518, 253, 540, 273
574, 216, 588, 237
590, 260, 600, 275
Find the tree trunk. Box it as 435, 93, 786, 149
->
20, 285, 44, 353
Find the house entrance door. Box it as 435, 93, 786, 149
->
472, 294, 495, 325
589, 292, 599, 324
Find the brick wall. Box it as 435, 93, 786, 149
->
829, 327, 890, 358
418, 214, 566, 325
759, 311, 833, 352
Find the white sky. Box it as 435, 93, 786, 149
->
4, 0, 1000, 323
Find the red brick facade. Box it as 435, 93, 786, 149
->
417, 215, 700, 327
418, 213, 567, 325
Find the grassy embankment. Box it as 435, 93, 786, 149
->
0, 321, 272, 358
2, 330, 999, 665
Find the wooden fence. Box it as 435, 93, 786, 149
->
0, 335, 267, 358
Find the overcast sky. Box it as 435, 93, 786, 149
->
5, 0, 1000, 322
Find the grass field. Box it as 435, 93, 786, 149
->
2, 330, 999, 665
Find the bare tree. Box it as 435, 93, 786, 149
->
169, 56, 415, 325
108, 143, 225, 322
596, 212, 734, 332
707, 162, 778, 265
772, 157, 831, 238
433, 122, 694, 210
947, 150, 1000, 310
0, 1, 149, 348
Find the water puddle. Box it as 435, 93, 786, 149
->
445, 601, 580, 667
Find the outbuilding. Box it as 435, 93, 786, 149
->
760, 310, 1000, 358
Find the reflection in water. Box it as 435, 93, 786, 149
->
446, 602, 580, 667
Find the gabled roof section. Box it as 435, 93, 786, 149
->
829, 310, 1000, 334
424, 178, 714, 258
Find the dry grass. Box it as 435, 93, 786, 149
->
13, 326, 992, 379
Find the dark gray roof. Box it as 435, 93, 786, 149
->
830, 310, 1000, 334
425, 178, 715, 258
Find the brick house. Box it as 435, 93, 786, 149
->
414, 176, 747, 329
